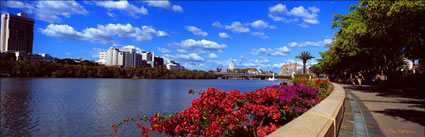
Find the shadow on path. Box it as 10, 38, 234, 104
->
344, 86, 425, 108
344, 86, 425, 99
371, 109, 425, 126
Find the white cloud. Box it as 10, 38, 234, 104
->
145, 1, 170, 8
1, 1, 34, 13
250, 46, 290, 56
40, 23, 168, 43
65, 52, 72, 56
156, 30, 169, 37
218, 32, 231, 40
177, 39, 227, 53
90, 48, 104, 58
171, 5, 183, 13
212, 21, 224, 28
106, 12, 116, 17
249, 20, 276, 30
214, 21, 272, 39
288, 38, 332, 47
284, 59, 297, 64
268, 14, 299, 23
289, 6, 319, 24
185, 26, 208, 36
121, 45, 143, 52
268, 4, 320, 27
269, 4, 288, 14
158, 47, 171, 54
1, 1, 88, 23
272, 63, 284, 68
176, 49, 188, 53
251, 32, 269, 39
144, 1, 183, 13
94, 1, 148, 17
163, 53, 204, 62
225, 22, 250, 33
208, 53, 218, 59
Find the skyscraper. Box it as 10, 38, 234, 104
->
1, 13, 34, 54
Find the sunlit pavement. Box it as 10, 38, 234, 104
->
339, 84, 425, 137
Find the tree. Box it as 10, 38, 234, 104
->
296, 51, 314, 74
322, 0, 425, 83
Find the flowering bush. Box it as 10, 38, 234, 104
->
292, 77, 333, 99
113, 83, 331, 137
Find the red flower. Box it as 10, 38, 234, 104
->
137, 123, 142, 128
142, 127, 149, 137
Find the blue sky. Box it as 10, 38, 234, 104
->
1, 0, 357, 72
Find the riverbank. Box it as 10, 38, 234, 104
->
0, 60, 216, 79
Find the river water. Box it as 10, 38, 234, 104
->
0, 78, 283, 136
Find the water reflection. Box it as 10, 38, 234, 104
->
1, 79, 35, 136
0, 78, 283, 136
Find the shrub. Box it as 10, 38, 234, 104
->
113, 83, 331, 137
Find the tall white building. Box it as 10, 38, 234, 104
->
1, 13, 34, 54
106, 47, 120, 66
98, 51, 107, 64
229, 61, 235, 71
102, 47, 155, 68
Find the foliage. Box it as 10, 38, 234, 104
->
315, 0, 425, 84
113, 83, 332, 137
292, 77, 333, 99
295, 51, 314, 75
0, 60, 216, 79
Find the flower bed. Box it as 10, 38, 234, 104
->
113, 80, 332, 137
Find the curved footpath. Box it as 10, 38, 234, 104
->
268, 83, 425, 137
340, 84, 425, 137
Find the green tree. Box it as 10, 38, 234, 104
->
296, 51, 314, 74
323, 0, 425, 82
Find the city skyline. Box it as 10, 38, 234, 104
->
0, 1, 357, 71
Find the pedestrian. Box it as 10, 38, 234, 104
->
357, 71, 365, 87
350, 73, 356, 86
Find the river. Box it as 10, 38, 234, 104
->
0, 78, 284, 136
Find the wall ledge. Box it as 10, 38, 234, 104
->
268, 83, 345, 137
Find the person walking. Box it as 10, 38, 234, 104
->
350, 73, 356, 86
357, 71, 365, 86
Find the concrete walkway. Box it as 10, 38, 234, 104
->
339, 84, 425, 137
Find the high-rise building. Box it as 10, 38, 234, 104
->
280, 63, 300, 76
141, 51, 155, 67
119, 48, 137, 67
1, 13, 34, 54
98, 51, 107, 64
154, 56, 164, 68
106, 47, 120, 66
103, 47, 140, 67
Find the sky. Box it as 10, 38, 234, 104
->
0, 0, 357, 72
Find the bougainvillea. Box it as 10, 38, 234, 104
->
113, 82, 332, 137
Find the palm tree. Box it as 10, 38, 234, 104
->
296, 51, 314, 74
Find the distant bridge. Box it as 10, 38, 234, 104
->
214, 73, 290, 80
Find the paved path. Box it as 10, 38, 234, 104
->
339, 84, 425, 137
